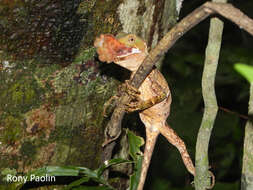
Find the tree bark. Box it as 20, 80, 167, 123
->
0, 0, 178, 189
241, 84, 253, 190
195, 0, 226, 189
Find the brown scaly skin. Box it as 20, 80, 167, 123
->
94, 34, 195, 190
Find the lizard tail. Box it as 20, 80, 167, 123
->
137, 127, 159, 190
159, 122, 196, 176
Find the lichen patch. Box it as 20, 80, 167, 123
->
117, 0, 140, 34
26, 105, 55, 139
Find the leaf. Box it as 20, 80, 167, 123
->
127, 130, 144, 160
72, 167, 109, 187
234, 63, 253, 83
127, 130, 145, 190
28, 166, 80, 177
129, 156, 143, 190
76, 167, 98, 178
96, 158, 132, 177
63, 177, 90, 190
26, 166, 110, 188
22, 158, 131, 190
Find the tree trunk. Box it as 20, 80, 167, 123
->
0, 0, 179, 189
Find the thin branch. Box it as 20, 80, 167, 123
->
195, 0, 226, 189
131, 2, 253, 89
102, 2, 253, 178
219, 106, 249, 120
241, 84, 253, 190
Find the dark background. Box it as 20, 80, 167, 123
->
146, 0, 253, 189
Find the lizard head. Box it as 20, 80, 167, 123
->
94, 34, 147, 72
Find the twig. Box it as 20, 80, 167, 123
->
102, 1, 253, 179
219, 106, 249, 120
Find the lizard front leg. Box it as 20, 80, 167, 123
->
121, 80, 168, 113
159, 123, 195, 176
126, 91, 167, 112
137, 126, 160, 190
103, 80, 141, 117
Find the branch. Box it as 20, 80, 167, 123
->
195, 0, 226, 189
241, 84, 253, 189
131, 2, 253, 89
102, 1, 253, 176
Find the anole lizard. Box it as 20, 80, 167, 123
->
94, 33, 195, 190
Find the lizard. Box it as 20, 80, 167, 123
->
94, 33, 195, 190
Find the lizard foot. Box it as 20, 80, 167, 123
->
125, 93, 168, 113
119, 80, 141, 98
119, 80, 143, 113
124, 101, 142, 113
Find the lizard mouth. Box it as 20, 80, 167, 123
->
116, 47, 141, 58
114, 47, 141, 62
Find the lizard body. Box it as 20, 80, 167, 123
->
94, 34, 195, 190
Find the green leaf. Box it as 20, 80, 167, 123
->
63, 177, 90, 190
75, 167, 98, 178
127, 130, 144, 160
129, 156, 143, 190
21, 158, 131, 190
96, 158, 132, 177
127, 130, 145, 190
71, 167, 108, 186
28, 166, 80, 177
73, 166, 116, 189
234, 63, 253, 83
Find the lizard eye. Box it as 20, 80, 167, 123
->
128, 36, 135, 43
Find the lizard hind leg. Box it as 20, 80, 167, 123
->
137, 127, 160, 190
159, 123, 196, 176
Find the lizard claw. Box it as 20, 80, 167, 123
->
125, 101, 140, 113
103, 81, 141, 116
119, 80, 141, 97
118, 80, 143, 113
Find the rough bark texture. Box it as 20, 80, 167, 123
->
0, 0, 178, 189
241, 84, 253, 190
195, 0, 225, 189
